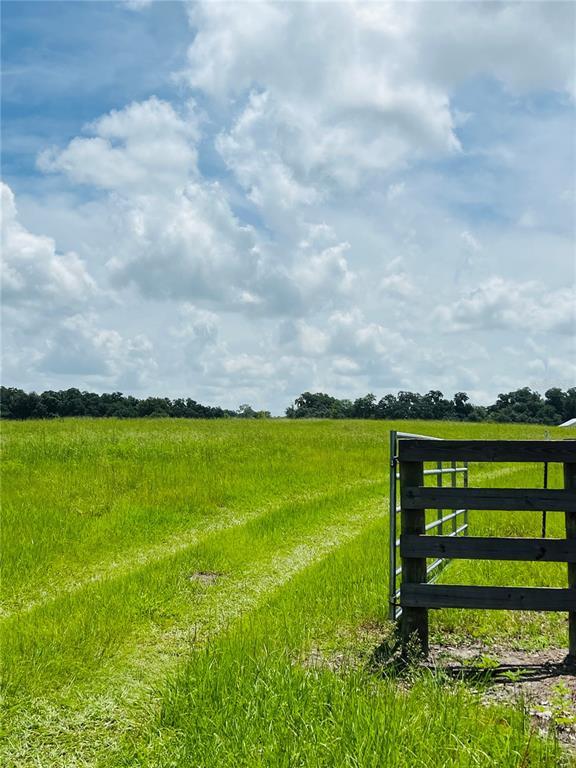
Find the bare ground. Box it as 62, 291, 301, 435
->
301, 628, 576, 754
427, 643, 576, 752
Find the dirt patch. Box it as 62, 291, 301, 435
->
188, 571, 223, 585
428, 644, 576, 751
300, 646, 348, 673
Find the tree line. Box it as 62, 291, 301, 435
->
285, 387, 576, 424
0, 388, 270, 420
0, 385, 574, 425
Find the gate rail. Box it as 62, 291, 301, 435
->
388, 431, 468, 620
396, 439, 576, 658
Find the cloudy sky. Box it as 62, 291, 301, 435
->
2, 1, 575, 413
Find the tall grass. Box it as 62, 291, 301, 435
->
1, 419, 571, 766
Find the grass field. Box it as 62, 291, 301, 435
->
1, 418, 573, 767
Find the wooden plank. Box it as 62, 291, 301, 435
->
400, 460, 428, 656
565, 462, 576, 658
401, 486, 576, 512
401, 584, 576, 611
399, 439, 576, 463
401, 535, 576, 562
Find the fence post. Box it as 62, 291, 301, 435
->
400, 459, 428, 656
389, 430, 398, 621
564, 461, 576, 659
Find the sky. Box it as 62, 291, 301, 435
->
1, 0, 575, 414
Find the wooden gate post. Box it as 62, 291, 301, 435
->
400, 459, 428, 657
564, 461, 576, 659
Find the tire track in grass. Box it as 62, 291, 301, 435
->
1, 479, 381, 620
2, 493, 388, 768
3, 462, 524, 620
2, 463, 533, 767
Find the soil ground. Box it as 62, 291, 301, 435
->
428, 644, 576, 752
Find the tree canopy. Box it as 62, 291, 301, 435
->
1, 385, 574, 424
285, 387, 576, 425
0, 388, 270, 421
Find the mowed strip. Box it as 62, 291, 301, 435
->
4, 462, 526, 620
2, 479, 380, 619
3, 486, 385, 760
1, 464, 538, 767
0, 492, 386, 768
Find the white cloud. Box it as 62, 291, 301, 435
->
216, 90, 321, 221
379, 273, 417, 300
415, 2, 576, 96
1, 182, 96, 315
38, 98, 198, 195
107, 180, 260, 303
122, 0, 153, 10
3, 1, 573, 409
169, 303, 221, 372
437, 277, 576, 335
279, 308, 407, 375
35, 96, 356, 318
184, 0, 574, 209
183, 2, 462, 205
461, 231, 482, 253
38, 313, 156, 388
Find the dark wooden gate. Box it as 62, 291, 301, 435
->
397, 439, 576, 658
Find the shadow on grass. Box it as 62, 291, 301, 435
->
429, 657, 576, 685
368, 634, 576, 685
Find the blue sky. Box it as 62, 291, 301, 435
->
2, 1, 190, 185
2, 1, 575, 412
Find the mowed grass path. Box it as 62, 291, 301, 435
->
1, 419, 572, 767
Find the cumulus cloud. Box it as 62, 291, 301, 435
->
107, 180, 260, 303
36, 96, 356, 318
4, 1, 573, 407
379, 273, 418, 300
184, 0, 574, 207
216, 91, 321, 220
107, 184, 355, 315
1, 182, 158, 392
415, 2, 576, 95
37, 313, 156, 388
169, 303, 222, 372
278, 309, 408, 384
122, 0, 153, 10
38, 97, 199, 195
1, 182, 96, 315
437, 277, 576, 335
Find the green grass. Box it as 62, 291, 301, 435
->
1, 418, 573, 766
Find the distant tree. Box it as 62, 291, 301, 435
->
2, 385, 573, 424
1, 388, 39, 419
376, 394, 399, 419
544, 387, 574, 423
421, 390, 452, 420
287, 392, 349, 418
453, 392, 473, 420
564, 388, 576, 421
396, 391, 422, 418
352, 393, 377, 419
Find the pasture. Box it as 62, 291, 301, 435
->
1, 418, 573, 766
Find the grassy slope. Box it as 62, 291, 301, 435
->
0, 419, 572, 767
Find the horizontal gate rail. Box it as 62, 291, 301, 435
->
388, 430, 469, 621
401, 535, 576, 562
394, 438, 576, 659
425, 509, 466, 531
396, 467, 468, 478
401, 487, 576, 512
401, 584, 576, 612
399, 439, 576, 463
